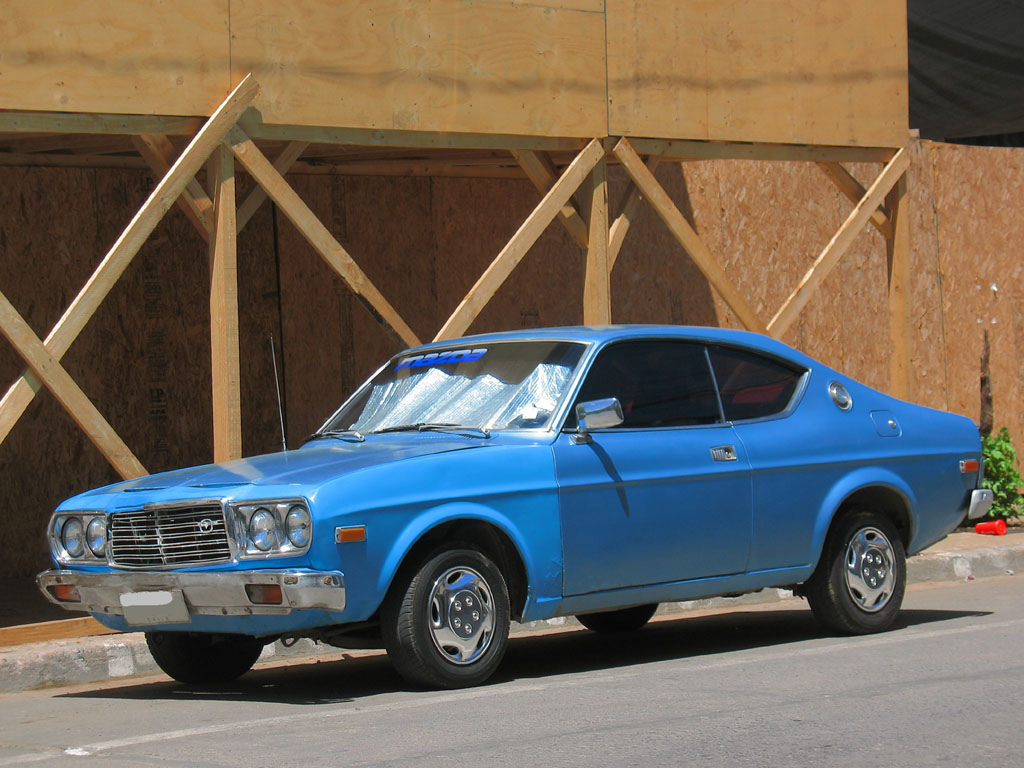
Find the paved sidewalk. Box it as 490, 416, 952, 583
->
2, 529, 1021, 694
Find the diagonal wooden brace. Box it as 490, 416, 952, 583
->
768, 147, 910, 338
0, 289, 147, 479
225, 127, 420, 349
435, 139, 606, 342
0, 74, 260, 448
614, 138, 767, 334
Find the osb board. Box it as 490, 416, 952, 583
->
927, 141, 1024, 442
607, 0, 908, 148
430, 177, 585, 337
0, 0, 231, 116
229, 0, 607, 137
609, 165, 718, 327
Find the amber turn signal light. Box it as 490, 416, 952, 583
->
48, 584, 80, 603
335, 525, 366, 544
245, 584, 283, 605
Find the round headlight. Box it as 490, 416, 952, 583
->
285, 505, 312, 548
249, 508, 278, 552
61, 518, 85, 558
86, 517, 107, 557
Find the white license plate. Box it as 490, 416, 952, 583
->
119, 590, 191, 626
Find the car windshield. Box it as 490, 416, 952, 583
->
320, 340, 586, 434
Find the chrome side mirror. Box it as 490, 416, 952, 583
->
573, 398, 624, 444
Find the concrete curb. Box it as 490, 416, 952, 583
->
2, 536, 1020, 694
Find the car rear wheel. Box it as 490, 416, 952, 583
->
576, 604, 658, 633
382, 545, 511, 689
145, 631, 265, 684
804, 510, 906, 634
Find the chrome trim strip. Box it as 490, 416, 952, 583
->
37, 568, 346, 617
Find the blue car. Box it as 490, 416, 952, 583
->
38, 326, 993, 688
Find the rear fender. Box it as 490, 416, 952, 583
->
808, 468, 917, 571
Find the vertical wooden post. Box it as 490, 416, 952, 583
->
886, 173, 911, 400
583, 156, 610, 324
209, 144, 242, 460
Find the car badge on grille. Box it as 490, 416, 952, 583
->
198, 518, 215, 534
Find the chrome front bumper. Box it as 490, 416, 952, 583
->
37, 569, 346, 620
968, 488, 995, 520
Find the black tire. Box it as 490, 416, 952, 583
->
576, 604, 658, 633
803, 510, 906, 635
382, 545, 511, 689
145, 631, 264, 684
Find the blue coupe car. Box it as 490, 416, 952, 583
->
39, 326, 993, 688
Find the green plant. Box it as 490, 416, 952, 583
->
981, 427, 1024, 521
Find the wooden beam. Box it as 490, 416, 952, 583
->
238, 118, 587, 153
132, 134, 214, 241
583, 157, 610, 324
0, 74, 260, 447
608, 158, 660, 269
236, 141, 309, 234
209, 145, 242, 461
886, 174, 911, 399
768, 147, 911, 338
613, 139, 767, 335
510, 149, 589, 249
628, 138, 897, 164
0, 112, 203, 136
0, 617, 117, 647
225, 126, 420, 349
0, 153, 149, 170
817, 162, 892, 238
434, 139, 606, 342
0, 289, 147, 479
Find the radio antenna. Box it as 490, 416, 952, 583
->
270, 333, 287, 451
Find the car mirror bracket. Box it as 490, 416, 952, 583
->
573, 398, 624, 444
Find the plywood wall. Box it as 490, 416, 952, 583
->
607, 0, 908, 147
2, 138, 1020, 578
0, 0, 904, 147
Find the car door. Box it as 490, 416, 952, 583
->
554, 340, 753, 596
705, 344, 812, 572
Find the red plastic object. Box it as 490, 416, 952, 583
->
975, 519, 1007, 535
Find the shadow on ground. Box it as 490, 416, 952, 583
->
60, 604, 989, 706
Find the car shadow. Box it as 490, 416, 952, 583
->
59, 604, 989, 705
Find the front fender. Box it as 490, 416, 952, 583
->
807, 467, 918, 571
376, 501, 537, 603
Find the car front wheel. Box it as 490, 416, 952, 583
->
383, 545, 511, 689
145, 631, 265, 684
804, 510, 906, 634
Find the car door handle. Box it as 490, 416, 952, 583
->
710, 445, 737, 462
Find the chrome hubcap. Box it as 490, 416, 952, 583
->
428, 566, 495, 665
844, 526, 896, 613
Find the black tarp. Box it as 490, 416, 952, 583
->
909, 0, 1024, 141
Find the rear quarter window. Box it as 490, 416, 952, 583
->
708, 345, 804, 421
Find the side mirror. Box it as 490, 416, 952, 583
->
573, 398, 624, 444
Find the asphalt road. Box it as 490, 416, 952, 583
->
1, 577, 1021, 768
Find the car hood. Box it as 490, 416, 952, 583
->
66, 437, 486, 506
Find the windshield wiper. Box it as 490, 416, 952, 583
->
370, 422, 490, 438
306, 429, 365, 443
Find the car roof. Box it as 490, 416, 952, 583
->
406, 325, 814, 367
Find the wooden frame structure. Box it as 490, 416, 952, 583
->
0, 0, 912, 479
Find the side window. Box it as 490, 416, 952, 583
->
570, 341, 720, 428
708, 345, 804, 421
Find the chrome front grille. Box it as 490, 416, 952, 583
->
109, 504, 232, 568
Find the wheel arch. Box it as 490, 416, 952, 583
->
810, 470, 916, 572
378, 505, 531, 622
